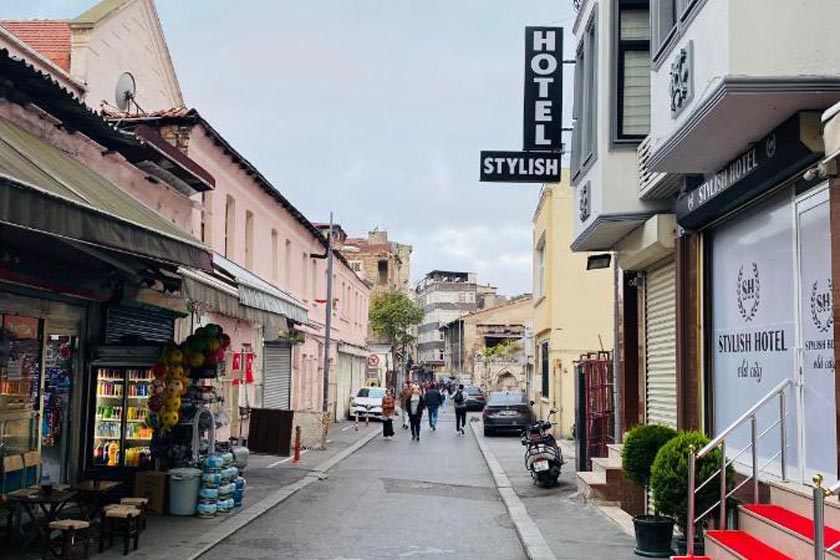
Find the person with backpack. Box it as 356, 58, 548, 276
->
452, 384, 468, 435
423, 383, 443, 431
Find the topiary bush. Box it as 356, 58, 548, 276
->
650, 431, 734, 533
622, 423, 678, 491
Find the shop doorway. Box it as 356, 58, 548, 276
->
41, 329, 78, 484
795, 184, 836, 481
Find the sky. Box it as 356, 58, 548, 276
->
1, 1, 577, 295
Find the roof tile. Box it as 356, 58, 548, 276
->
1, 20, 71, 72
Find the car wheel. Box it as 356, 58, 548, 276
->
484, 427, 494, 437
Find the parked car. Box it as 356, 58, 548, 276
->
482, 391, 534, 436
348, 387, 385, 420
465, 386, 486, 411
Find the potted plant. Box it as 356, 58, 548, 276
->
621, 423, 678, 557
650, 431, 733, 556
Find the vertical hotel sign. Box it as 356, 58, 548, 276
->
480, 27, 564, 183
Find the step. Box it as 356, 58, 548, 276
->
591, 456, 623, 485
607, 443, 623, 462
575, 470, 620, 504
738, 504, 840, 559
769, 478, 840, 528
705, 530, 792, 560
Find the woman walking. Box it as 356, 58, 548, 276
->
405, 386, 426, 441
382, 388, 396, 440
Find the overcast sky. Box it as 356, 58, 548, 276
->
3, 1, 576, 295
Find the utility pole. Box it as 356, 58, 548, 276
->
322, 212, 334, 414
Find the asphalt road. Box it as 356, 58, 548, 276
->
199, 409, 526, 560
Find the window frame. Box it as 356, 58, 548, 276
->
571, 8, 599, 185
535, 234, 546, 299
540, 341, 550, 398
613, 0, 651, 145
650, 0, 706, 69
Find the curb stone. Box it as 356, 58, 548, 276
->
470, 423, 558, 560
147, 427, 380, 560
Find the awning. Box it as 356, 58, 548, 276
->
0, 116, 211, 270
178, 253, 309, 329
213, 253, 309, 324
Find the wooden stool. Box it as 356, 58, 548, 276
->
99, 506, 141, 556
46, 519, 91, 560
119, 498, 149, 531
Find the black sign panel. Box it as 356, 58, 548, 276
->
480, 151, 562, 183
674, 113, 820, 229
523, 27, 563, 152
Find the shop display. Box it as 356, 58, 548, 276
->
90, 367, 153, 470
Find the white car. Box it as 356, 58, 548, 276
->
348, 387, 385, 420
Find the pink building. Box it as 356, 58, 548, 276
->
2, 0, 371, 430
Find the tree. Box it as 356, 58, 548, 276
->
368, 290, 423, 385
480, 339, 522, 389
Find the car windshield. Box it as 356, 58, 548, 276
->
356, 388, 369, 398
466, 387, 481, 395
368, 388, 385, 399
488, 392, 525, 405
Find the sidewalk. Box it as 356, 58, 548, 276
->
20, 420, 379, 560
471, 420, 638, 560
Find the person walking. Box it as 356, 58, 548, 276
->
452, 384, 468, 435
424, 383, 443, 431
382, 388, 396, 440
405, 387, 426, 441
399, 382, 413, 430
440, 385, 449, 415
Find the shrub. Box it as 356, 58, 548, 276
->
650, 431, 733, 533
622, 424, 678, 490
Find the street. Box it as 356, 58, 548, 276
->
198, 409, 636, 560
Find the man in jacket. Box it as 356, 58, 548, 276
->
452, 384, 468, 435
423, 383, 443, 431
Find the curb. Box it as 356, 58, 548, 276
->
470, 423, 558, 560
152, 427, 380, 560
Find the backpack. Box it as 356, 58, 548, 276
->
454, 390, 465, 405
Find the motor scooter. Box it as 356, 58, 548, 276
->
521, 407, 564, 487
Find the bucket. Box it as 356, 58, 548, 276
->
168, 468, 202, 516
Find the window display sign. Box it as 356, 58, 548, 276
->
711, 190, 796, 473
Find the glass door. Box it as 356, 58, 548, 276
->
795, 184, 836, 482
91, 367, 124, 469
123, 367, 153, 469
41, 331, 77, 484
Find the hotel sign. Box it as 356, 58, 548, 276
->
480, 27, 564, 184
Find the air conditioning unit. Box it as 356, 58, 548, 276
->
638, 135, 682, 200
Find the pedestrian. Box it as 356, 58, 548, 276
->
452, 384, 468, 435
424, 383, 443, 431
399, 382, 413, 430
382, 388, 396, 440
440, 385, 449, 414
405, 386, 426, 441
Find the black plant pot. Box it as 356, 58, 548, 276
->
633, 515, 674, 558
676, 536, 704, 556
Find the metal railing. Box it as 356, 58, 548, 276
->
812, 475, 840, 559
686, 379, 790, 557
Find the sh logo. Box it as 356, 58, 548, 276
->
737, 263, 760, 322
811, 279, 833, 333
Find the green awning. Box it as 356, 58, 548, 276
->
0, 116, 211, 270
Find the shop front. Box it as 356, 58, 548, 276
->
675, 111, 832, 483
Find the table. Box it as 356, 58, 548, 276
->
71, 480, 123, 522
6, 486, 77, 550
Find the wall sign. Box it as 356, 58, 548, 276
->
669, 42, 693, 117
523, 27, 563, 151
480, 151, 562, 182
479, 26, 564, 184
675, 112, 821, 229
579, 182, 591, 222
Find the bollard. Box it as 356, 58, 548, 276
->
293, 425, 302, 463
365, 407, 370, 427
354, 412, 359, 432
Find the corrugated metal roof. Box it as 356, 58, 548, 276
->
0, 21, 71, 71
0, 115, 211, 270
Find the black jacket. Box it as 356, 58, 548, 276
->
424, 388, 442, 408
404, 394, 426, 417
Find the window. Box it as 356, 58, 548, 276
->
377, 260, 388, 286
615, 0, 651, 142
271, 229, 279, 282
311, 259, 318, 299
540, 341, 550, 398
302, 252, 308, 299
652, 0, 678, 56
571, 13, 598, 181
244, 211, 254, 269
284, 239, 292, 287
224, 195, 235, 258
535, 235, 546, 298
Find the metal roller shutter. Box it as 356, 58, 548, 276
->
105, 306, 174, 344
645, 261, 677, 428
263, 342, 292, 409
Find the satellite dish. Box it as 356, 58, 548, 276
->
115, 72, 136, 111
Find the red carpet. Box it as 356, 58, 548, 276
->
706, 530, 793, 560
743, 503, 840, 545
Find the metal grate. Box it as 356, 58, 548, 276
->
293, 410, 330, 450
105, 306, 174, 345
638, 135, 683, 200
263, 343, 292, 409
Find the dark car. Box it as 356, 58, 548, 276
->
482, 391, 534, 436
465, 386, 486, 411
